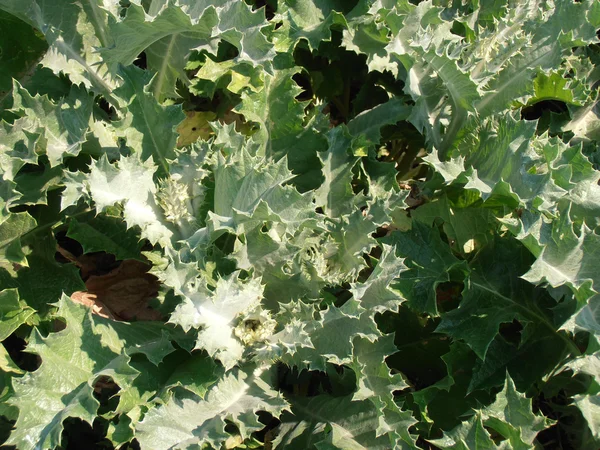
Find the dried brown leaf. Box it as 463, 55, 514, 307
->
70, 260, 162, 321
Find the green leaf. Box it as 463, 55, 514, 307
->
301, 299, 379, 372
431, 375, 550, 450
113, 65, 185, 174
213, 150, 294, 219
350, 334, 418, 447
190, 59, 263, 98
136, 366, 288, 450
0, 117, 40, 181
103, 2, 217, 101
346, 97, 411, 149
350, 244, 405, 315
0, 0, 118, 99
114, 349, 223, 421
481, 375, 551, 448
274, 394, 409, 450
436, 237, 579, 360
428, 413, 499, 450
67, 216, 144, 261
6, 295, 181, 450
459, 113, 566, 210
10, 83, 93, 166
273, 0, 348, 52
169, 272, 264, 370
322, 208, 378, 283
10, 233, 86, 311
315, 126, 361, 218
0, 211, 36, 270
386, 222, 468, 316
0, 1, 599, 448
412, 196, 496, 255
565, 99, 600, 142
523, 218, 600, 301
13, 164, 63, 206
0, 10, 47, 93
0, 343, 23, 374
235, 67, 303, 153
88, 154, 173, 247
573, 395, 600, 441
530, 71, 588, 106
0, 288, 35, 341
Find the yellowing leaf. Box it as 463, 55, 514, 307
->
176, 111, 216, 147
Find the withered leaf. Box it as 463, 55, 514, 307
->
70, 260, 162, 321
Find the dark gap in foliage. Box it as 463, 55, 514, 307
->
93, 376, 121, 414
535, 108, 571, 138
293, 31, 371, 123
376, 69, 406, 97
252, 411, 281, 446
535, 391, 567, 419
403, 184, 426, 209
59, 418, 113, 450
223, 420, 239, 437
372, 226, 390, 239
323, 285, 353, 308
357, 250, 378, 282
574, 330, 591, 354
56, 245, 122, 276
337, 0, 360, 14
54, 230, 84, 260
485, 425, 508, 445
125, 439, 141, 450
415, 435, 439, 449
275, 363, 325, 397
95, 96, 118, 122
185, 41, 240, 80
214, 40, 240, 62
535, 423, 571, 450
244, 0, 277, 20
275, 363, 355, 398
118, 1, 131, 18
63, 153, 93, 173
379, 121, 428, 180
52, 318, 67, 332
13, 158, 46, 175
148, 288, 181, 317
435, 281, 463, 313
534, 377, 598, 450
450, 21, 468, 38
0, 416, 15, 448
498, 319, 524, 346
521, 100, 568, 121
139, 0, 153, 13
378, 308, 450, 391
213, 232, 237, 254
133, 51, 147, 70
3, 333, 41, 372
369, 244, 383, 261
292, 71, 313, 102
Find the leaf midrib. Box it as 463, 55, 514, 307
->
472, 280, 581, 356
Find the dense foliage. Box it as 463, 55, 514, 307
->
0, 0, 599, 448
